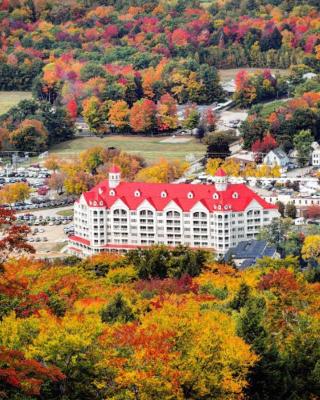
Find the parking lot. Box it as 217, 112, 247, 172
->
0, 165, 77, 211
216, 110, 248, 134
17, 207, 74, 257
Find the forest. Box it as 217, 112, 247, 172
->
0, 0, 319, 149
0, 206, 320, 400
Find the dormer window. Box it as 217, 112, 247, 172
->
187, 192, 194, 199
161, 191, 167, 198
134, 190, 141, 197
213, 193, 219, 200
109, 189, 115, 196
232, 192, 239, 199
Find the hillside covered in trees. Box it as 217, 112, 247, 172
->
0, 237, 320, 399
0, 0, 319, 96
0, 0, 319, 149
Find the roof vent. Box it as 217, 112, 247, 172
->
232, 192, 239, 199
213, 193, 219, 199
134, 190, 141, 197
109, 189, 115, 196
187, 192, 194, 199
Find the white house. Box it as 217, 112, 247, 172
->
312, 147, 320, 166
68, 167, 279, 258
263, 148, 290, 170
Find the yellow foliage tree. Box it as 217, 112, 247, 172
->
135, 159, 188, 183
206, 158, 223, 176
302, 235, 320, 263
0, 182, 31, 205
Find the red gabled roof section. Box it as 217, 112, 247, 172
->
215, 168, 227, 177
80, 179, 277, 212
109, 165, 121, 173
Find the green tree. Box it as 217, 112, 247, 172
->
285, 203, 297, 219
293, 129, 313, 166
183, 108, 200, 130
101, 293, 135, 324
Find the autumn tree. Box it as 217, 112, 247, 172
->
0, 182, 31, 205
82, 96, 107, 136
183, 106, 200, 130
46, 172, 66, 194
108, 100, 130, 131
203, 108, 217, 132
157, 93, 178, 131
66, 99, 78, 120
252, 133, 277, 156
80, 146, 106, 174
302, 235, 320, 264
44, 155, 60, 172
0, 207, 34, 265
306, 205, 320, 219
62, 161, 95, 195
0, 346, 65, 398
10, 119, 48, 152
135, 159, 188, 183
129, 98, 157, 133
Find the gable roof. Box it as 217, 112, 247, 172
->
224, 240, 277, 269
268, 148, 288, 159
215, 168, 227, 177
81, 179, 277, 213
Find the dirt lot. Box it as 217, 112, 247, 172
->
23, 207, 73, 258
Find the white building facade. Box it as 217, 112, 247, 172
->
263, 148, 290, 170
68, 167, 279, 258
312, 148, 320, 166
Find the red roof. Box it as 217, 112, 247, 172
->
109, 165, 121, 173
69, 235, 90, 246
215, 168, 227, 177
80, 179, 277, 213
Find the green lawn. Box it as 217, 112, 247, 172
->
260, 99, 288, 117
49, 135, 206, 163
56, 209, 74, 217
0, 91, 32, 115
218, 68, 289, 83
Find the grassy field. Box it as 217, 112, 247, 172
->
218, 68, 289, 83
260, 99, 288, 117
56, 209, 74, 217
0, 91, 32, 115
49, 135, 206, 163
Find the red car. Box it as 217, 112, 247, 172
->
37, 187, 49, 196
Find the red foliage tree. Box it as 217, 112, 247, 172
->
129, 98, 156, 133
258, 268, 299, 293
0, 207, 35, 265
66, 99, 78, 120
252, 133, 277, 154
306, 205, 320, 219
134, 274, 199, 296
171, 29, 191, 46
203, 108, 217, 132
0, 347, 65, 397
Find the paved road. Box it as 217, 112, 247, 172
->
19, 205, 73, 218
